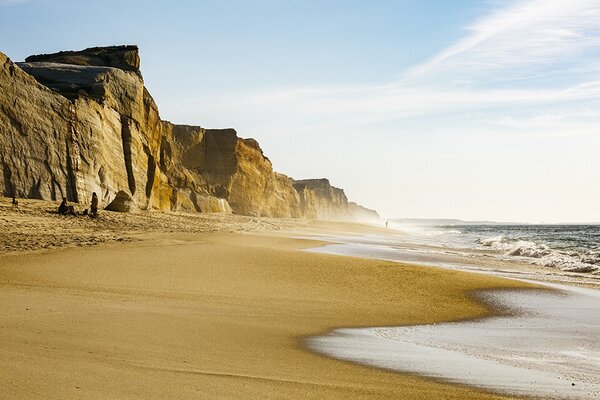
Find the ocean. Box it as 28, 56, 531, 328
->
397, 224, 600, 275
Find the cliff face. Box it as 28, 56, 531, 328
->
0, 51, 72, 201
348, 202, 380, 222
293, 179, 350, 221
0, 46, 376, 220
10, 59, 162, 209
159, 123, 302, 217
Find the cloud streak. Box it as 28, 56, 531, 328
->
249, 80, 600, 117
169, 0, 600, 144
406, 0, 600, 82
0, 0, 29, 6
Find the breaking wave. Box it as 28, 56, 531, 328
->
476, 235, 600, 274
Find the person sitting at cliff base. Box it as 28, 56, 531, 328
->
57, 197, 76, 215
58, 197, 69, 215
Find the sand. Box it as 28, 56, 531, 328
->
0, 197, 316, 254
0, 197, 535, 399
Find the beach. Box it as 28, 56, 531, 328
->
0, 197, 540, 399
3, 3, 599, 398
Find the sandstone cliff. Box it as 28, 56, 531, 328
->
1, 46, 161, 210
0, 45, 376, 220
348, 202, 380, 222
159, 123, 302, 217
293, 179, 349, 221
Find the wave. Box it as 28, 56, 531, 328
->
479, 236, 504, 247
476, 236, 600, 274
402, 224, 600, 275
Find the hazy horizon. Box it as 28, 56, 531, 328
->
391, 217, 600, 225
2, 0, 599, 223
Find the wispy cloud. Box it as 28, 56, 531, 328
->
172, 0, 600, 139
268, 2, 591, 117
406, 0, 600, 82
0, 0, 29, 6
247, 81, 600, 118
492, 109, 600, 128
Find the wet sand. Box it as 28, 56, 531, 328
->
0, 199, 535, 399
309, 287, 600, 399
308, 236, 600, 399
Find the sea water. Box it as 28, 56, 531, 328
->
372, 223, 600, 277
448, 224, 600, 273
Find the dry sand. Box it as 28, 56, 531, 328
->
0, 197, 312, 253
0, 197, 535, 399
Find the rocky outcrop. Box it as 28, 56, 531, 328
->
0, 45, 377, 220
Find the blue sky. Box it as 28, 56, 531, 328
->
2, 0, 600, 222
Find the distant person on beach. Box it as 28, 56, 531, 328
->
90, 192, 98, 217
386, 220, 389, 229
12, 196, 18, 209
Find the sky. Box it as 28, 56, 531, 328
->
1, 0, 599, 222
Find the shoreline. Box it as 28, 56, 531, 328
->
0, 198, 545, 399
302, 230, 600, 289
306, 236, 600, 399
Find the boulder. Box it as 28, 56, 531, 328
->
105, 190, 135, 212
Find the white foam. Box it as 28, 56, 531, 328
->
479, 235, 505, 247
476, 236, 600, 274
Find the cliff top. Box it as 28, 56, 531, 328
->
293, 178, 331, 185
293, 178, 343, 192
25, 45, 141, 74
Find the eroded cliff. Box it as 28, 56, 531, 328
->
0, 45, 377, 220
159, 123, 303, 217
293, 179, 350, 220
348, 202, 380, 222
